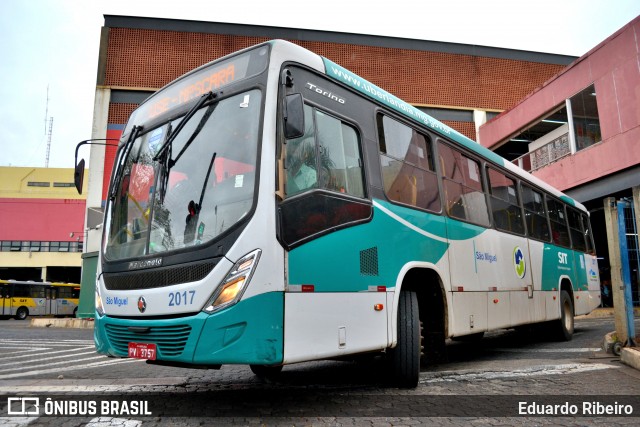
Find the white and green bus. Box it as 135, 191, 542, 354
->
81, 40, 600, 388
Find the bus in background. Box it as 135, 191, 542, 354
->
0, 280, 80, 320
77, 40, 600, 388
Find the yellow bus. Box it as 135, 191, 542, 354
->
0, 280, 80, 320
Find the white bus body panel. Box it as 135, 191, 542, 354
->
283, 292, 388, 364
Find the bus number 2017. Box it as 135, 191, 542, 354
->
168, 290, 196, 307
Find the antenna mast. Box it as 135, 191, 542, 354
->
44, 85, 53, 167
45, 117, 53, 168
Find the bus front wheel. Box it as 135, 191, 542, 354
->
387, 290, 420, 388
15, 307, 28, 321
250, 364, 283, 380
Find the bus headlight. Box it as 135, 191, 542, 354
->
203, 249, 261, 313
95, 285, 105, 317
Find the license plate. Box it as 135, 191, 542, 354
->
128, 342, 157, 360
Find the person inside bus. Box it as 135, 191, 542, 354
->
286, 139, 318, 195
184, 200, 199, 244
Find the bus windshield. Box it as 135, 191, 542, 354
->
105, 89, 262, 261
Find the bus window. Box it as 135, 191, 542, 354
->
522, 184, 550, 241
582, 214, 595, 254
285, 106, 365, 198
487, 167, 524, 234
547, 198, 570, 248
378, 115, 440, 212
30, 286, 45, 298
13, 285, 30, 298
57, 286, 72, 299
567, 207, 587, 252
316, 111, 364, 197
439, 142, 489, 226
285, 105, 318, 195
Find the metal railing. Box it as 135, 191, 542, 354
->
512, 132, 571, 172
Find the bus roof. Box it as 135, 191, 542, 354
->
0, 280, 80, 287
309, 49, 585, 213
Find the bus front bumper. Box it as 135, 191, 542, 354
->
94, 291, 284, 366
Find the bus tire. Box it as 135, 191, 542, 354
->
15, 307, 28, 321
249, 364, 283, 380
73, 307, 78, 318
554, 290, 574, 341
388, 290, 420, 388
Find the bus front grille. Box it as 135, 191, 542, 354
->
105, 324, 192, 357
103, 260, 217, 290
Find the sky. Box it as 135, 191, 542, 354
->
0, 0, 638, 169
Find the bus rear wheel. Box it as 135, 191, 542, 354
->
387, 290, 420, 388
15, 307, 28, 321
554, 290, 574, 341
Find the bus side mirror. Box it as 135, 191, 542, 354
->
284, 93, 304, 139
74, 158, 85, 194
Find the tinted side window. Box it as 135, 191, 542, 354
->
286, 106, 365, 198
567, 207, 587, 252
13, 286, 30, 298
30, 286, 45, 298
58, 287, 72, 298
522, 185, 550, 241
439, 142, 489, 226
378, 115, 440, 212
487, 168, 524, 234
582, 214, 594, 254
547, 198, 570, 247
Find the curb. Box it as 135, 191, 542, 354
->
30, 318, 94, 329
621, 347, 640, 371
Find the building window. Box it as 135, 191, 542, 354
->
502, 84, 602, 171
570, 84, 601, 152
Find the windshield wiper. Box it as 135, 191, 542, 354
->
154, 94, 219, 203
108, 125, 141, 201
152, 91, 216, 163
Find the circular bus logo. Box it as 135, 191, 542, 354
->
137, 296, 147, 313
513, 247, 526, 279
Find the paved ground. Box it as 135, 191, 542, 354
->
0, 314, 639, 426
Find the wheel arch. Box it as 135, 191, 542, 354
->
390, 262, 449, 346
559, 276, 575, 316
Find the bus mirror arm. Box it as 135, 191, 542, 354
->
283, 93, 305, 139
73, 139, 119, 194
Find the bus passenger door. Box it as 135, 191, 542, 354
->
0, 284, 10, 317
46, 287, 58, 316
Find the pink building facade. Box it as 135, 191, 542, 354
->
480, 16, 639, 198
479, 15, 640, 289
